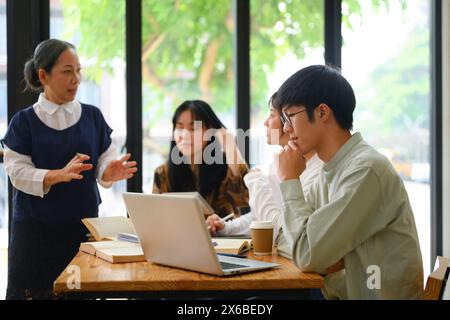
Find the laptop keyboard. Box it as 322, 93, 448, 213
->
220, 261, 248, 270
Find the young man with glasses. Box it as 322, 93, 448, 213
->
275, 65, 424, 299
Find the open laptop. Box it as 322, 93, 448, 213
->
122, 192, 280, 276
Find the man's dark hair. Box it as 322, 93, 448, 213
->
274, 65, 356, 130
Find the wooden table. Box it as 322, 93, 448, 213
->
54, 251, 324, 299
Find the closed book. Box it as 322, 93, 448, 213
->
79, 240, 145, 264
95, 247, 145, 264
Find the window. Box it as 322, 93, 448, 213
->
0, 0, 7, 300
249, 0, 324, 167
50, 0, 127, 217
141, 0, 235, 192
0, 0, 443, 303
342, 0, 431, 277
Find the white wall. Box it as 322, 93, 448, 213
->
442, 0, 450, 260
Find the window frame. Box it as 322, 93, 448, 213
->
4, 0, 442, 274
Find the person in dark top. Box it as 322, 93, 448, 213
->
2, 39, 138, 299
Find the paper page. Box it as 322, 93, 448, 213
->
83, 216, 136, 239
97, 246, 144, 257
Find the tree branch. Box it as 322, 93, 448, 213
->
142, 34, 167, 62
198, 38, 222, 102
142, 64, 177, 101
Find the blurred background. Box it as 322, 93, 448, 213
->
0, 0, 436, 298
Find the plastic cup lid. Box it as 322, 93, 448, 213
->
250, 221, 274, 229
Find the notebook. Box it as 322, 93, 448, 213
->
79, 240, 145, 264
117, 232, 140, 244
81, 216, 137, 241
212, 238, 253, 255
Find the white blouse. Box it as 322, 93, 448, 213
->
3, 93, 117, 198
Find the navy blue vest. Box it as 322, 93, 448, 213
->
2, 104, 112, 224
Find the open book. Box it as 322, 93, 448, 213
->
163, 192, 215, 216
211, 237, 253, 255
81, 216, 137, 241
79, 240, 145, 264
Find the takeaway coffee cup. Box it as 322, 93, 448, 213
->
250, 221, 274, 256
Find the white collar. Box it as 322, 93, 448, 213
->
38, 93, 76, 115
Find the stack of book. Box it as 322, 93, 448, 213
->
80, 216, 144, 264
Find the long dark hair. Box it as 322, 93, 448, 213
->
23, 39, 76, 92
167, 100, 228, 200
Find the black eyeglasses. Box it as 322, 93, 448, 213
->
280, 109, 307, 127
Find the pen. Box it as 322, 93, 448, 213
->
220, 212, 235, 222
207, 212, 235, 230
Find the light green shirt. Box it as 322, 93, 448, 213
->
277, 133, 424, 300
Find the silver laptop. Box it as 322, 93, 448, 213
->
122, 192, 280, 276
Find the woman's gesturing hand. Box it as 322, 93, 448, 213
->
44, 153, 93, 189
102, 153, 138, 182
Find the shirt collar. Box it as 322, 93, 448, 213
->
38, 93, 76, 115
323, 132, 363, 173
